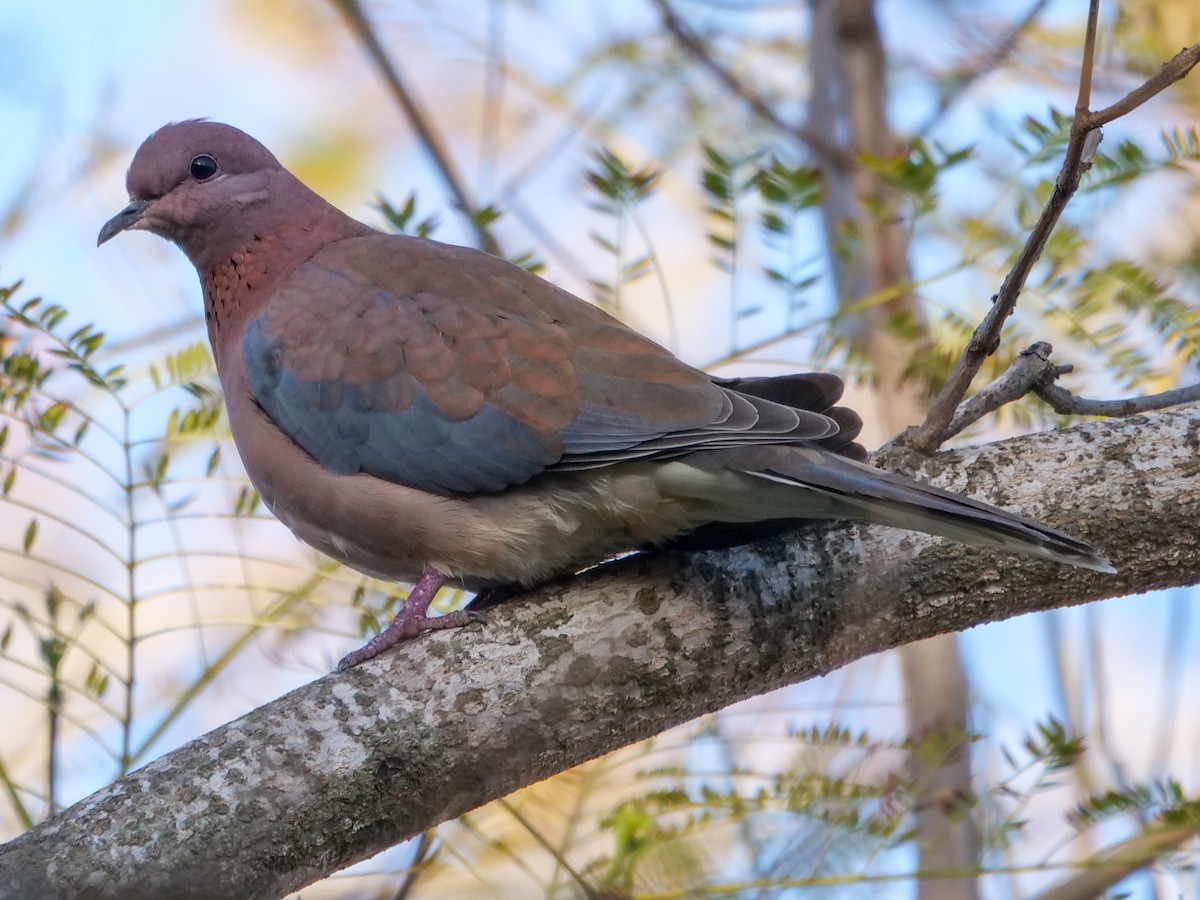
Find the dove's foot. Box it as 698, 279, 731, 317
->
336, 570, 484, 672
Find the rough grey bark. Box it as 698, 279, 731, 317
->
1, 407, 1198, 900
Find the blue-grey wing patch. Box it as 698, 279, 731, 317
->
243, 314, 558, 495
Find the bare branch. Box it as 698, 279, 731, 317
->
1033, 824, 1199, 900
940, 342, 1064, 440
1085, 42, 1200, 129
902, 0, 1104, 451
329, 0, 503, 256
898, 16, 1102, 450
1074, 0, 1101, 117
649, 0, 848, 167
938, 341, 1200, 441
898, 15, 1200, 452
390, 830, 437, 900
1034, 380, 1200, 417
918, 1, 1052, 136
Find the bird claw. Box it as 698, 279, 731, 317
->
404, 608, 486, 636
335, 608, 486, 673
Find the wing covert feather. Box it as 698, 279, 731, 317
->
243, 235, 846, 494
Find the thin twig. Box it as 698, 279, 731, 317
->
626, 204, 680, 351
901, 0, 1117, 451
901, 6, 1200, 451
329, 0, 503, 256
0, 755, 32, 831
493, 88, 609, 285
938, 341, 1200, 442
1033, 380, 1200, 417
1085, 42, 1200, 129
918, 0, 1052, 136
941, 342, 1062, 439
1074, 0, 1101, 117
496, 799, 600, 900
476, 0, 507, 201
1032, 824, 1199, 900
649, 0, 848, 168
390, 830, 438, 900
94, 316, 204, 360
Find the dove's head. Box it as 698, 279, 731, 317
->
98, 120, 296, 266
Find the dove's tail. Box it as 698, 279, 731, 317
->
784, 454, 1114, 573
658, 447, 1115, 573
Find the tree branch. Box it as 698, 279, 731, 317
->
941, 342, 1062, 439
1034, 380, 1200, 417
937, 341, 1200, 441
329, 0, 503, 256
918, 0, 1051, 136
1033, 823, 1199, 900
899, 0, 1105, 451
649, 0, 848, 168
899, 15, 1200, 452
899, 130, 1100, 450
1084, 41, 1200, 129
3, 407, 1199, 899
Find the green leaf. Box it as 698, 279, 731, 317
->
586, 148, 661, 206
38, 402, 67, 433
39, 635, 65, 671
1022, 717, 1084, 771
508, 251, 544, 274
471, 205, 502, 228
234, 487, 261, 516
85, 663, 109, 699
154, 452, 169, 484
42, 587, 64, 624
377, 192, 440, 238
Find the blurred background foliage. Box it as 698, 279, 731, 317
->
1, 0, 1199, 897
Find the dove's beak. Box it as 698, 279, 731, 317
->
98, 199, 153, 246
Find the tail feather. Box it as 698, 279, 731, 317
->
667, 447, 1114, 573
752, 470, 1113, 573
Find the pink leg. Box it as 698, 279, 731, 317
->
336, 570, 483, 672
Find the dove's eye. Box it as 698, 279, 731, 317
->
189, 154, 219, 181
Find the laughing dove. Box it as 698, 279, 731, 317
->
99, 121, 1112, 670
